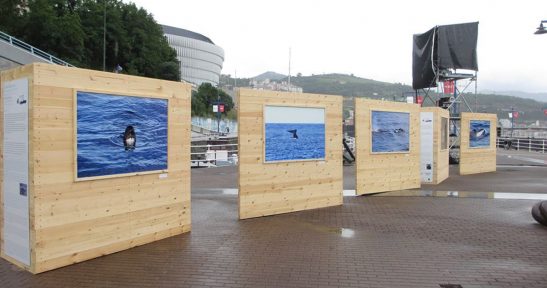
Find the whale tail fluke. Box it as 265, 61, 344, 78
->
287, 129, 298, 139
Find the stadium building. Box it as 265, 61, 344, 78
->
162, 25, 224, 86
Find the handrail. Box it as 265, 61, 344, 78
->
0, 31, 75, 67
497, 137, 546, 153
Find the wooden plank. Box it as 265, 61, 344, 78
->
459, 112, 497, 175
1, 63, 191, 273
355, 98, 421, 195
238, 88, 343, 219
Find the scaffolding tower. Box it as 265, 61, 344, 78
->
412, 22, 479, 163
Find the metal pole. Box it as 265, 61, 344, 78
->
288, 47, 291, 88
217, 88, 221, 134
474, 72, 478, 111
103, 0, 106, 71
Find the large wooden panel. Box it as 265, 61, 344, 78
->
421, 107, 449, 184
354, 99, 421, 195
238, 88, 343, 219
459, 112, 497, 175
1, 63, 191, 273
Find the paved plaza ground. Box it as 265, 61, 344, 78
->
1, 149, 546, 287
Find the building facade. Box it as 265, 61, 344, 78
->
162, 25, 224, 86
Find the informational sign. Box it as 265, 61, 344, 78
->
2, 78, 30, 265
420, 112, 434, 183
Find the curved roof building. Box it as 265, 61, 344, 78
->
162, 25, 224, 86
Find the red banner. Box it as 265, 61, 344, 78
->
218, 104, 225, 113
443, 81, 454, 94
513, 111, 519, 119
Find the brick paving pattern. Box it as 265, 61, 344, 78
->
2, 189, 546, 288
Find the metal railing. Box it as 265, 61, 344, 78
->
0, 31, 75, 67
497, 137, 546, 153
191, 143, 238, 167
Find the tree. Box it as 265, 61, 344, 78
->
1, 0, 179, 81
192, 83, 234, 117
0, 0, 30, 35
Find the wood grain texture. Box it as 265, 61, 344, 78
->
1, 63, 191, 273
238, 88, 343, 219
459, 112, 497, 175
421, 107, 449, 184
354, 99, 421, 195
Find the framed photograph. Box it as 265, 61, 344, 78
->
469, 120, 490, 148
441, 117, 448, 150
371, 110, 410, 153
264, 105, 325, 163
76, 91, 168, 179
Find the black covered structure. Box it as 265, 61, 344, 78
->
412, 22, 479, 90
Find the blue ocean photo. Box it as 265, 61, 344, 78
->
77, 91, 168, 178
265, 123, 325, 162
469, 120, 490, 148
264, 106, 325, 162
371, 111, 410, 153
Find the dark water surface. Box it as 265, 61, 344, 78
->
77, 92, 168, 178
265, 123, 325, 162
371, 111, 410, 153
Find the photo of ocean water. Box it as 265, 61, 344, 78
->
77, 91, 168, 178
469, 120, 490, 148
371, 111, 410, 153
265, 123, 325, 162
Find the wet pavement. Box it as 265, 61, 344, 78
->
193, 149, 546, 193
1, 149, 546, 287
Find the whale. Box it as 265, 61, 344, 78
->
287, 129, 298, 139
471, 128, 487, 140
123, 125, 136, 150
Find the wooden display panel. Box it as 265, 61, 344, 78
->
354, 99, 421, 195
238, 88, 343, 219
421, 107, 449, 184
1, 63, 191, 273
459, 112, 497, 175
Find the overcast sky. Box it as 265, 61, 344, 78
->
127, 0, 547, 93
265, 106, 325, 124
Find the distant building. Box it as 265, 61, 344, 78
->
250, 78, 303, 93
162, 25, 224, 86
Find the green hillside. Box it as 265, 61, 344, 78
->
289, 74, 545, 122
221, 73, 547, 122
290, 74, 408, 100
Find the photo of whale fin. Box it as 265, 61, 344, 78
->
287, 129, 298, 139
123, 125, 136, 150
